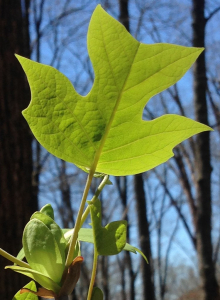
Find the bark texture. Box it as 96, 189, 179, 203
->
134, 174, 155, 300
192, 0, 219, 299
0, 0, 37, 298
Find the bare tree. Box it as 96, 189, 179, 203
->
116, 177, 136, 300
134, 174, 156, 300
192, 0, 219, 299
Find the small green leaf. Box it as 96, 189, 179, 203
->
134, 246, 148, 263
40, 204, 54, 220
6, 266, 61, 294
91, 287, 104, 300
64, 228, 94, 244
64, 228, 140, 255
23, 219, 65, 284
12, 281, 38, 300
123, 243, 137, 254
16, 5, 211, 176
88, 198, 127, 255
78, 228, 94, 244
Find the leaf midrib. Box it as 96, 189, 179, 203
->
90, 15, 140, 172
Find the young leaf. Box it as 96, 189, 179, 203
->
30, 212, 67, 259
16, 5, 211, 176
64, 228, 144, 256
12, 281, 38, 300
63, 228, 94, 244
6, 265, 61, 293
23, 219, 65, 284
88, 198, 127, 255
15, 207, 59, 265
91, 287, 104, 300
40, 203, 55, 220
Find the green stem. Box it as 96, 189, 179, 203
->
80, 174, 109, 227
0, 248, 31, 269
87, 248, 98, 300
65, 169, 95, 269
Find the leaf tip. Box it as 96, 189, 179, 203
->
15, 54, 26, 65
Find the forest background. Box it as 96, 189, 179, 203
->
0, 0, 220, 300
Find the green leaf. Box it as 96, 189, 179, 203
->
15, 206, 58, 265
123, 243, 137, 254
64, 228, 94, 244
134, 246, 148, 263
6, 266, 61, 294
22, 219, 65, 284
40, 204, 54, 220
91, 287, 104, 300
64, 227, 142, 255
78, 228, 94, 244
16, 5, 211, 176
12, 281, 38, 300
88, 198, 127, 255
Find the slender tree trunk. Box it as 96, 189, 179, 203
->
0, 0, 38, 298
192, 0, 219, 299
134, 174, 155, 300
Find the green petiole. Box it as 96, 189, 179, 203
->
86, 247, 98, 300
0, 248, 31, 269
80, 174, 109, 228
65, 169, 95, 270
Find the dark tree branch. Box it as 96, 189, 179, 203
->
205, 6, 220, 24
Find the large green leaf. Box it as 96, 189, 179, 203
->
22, 219, 65, 284
12, 281, 38, 300
88, 198, 127, 255
16, 5, 210, 176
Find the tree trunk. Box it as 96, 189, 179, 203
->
118, 1, 155, 298
0, 0, 38, 298
116, 176, 136, 300
119, 0, 130, 31
100, 256, 109, 300
192, 0, 219, 299
134, 174, 155, 300
59, 160, 75, 228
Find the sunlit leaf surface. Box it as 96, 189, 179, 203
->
16, 5, 210, 175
